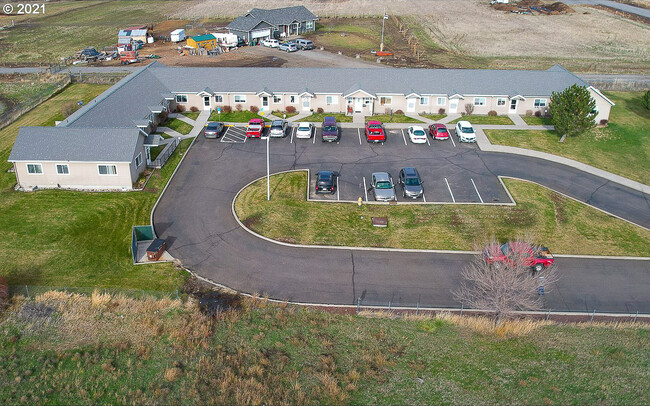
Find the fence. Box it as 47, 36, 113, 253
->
9, 285, 180, 301
151, 138, 180, 168
131, 225, 155, 263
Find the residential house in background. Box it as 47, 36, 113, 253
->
227, 6, 318, 44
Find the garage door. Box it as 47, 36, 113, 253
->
251, 29, 271, 39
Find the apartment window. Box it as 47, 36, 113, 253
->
437, 97, 446, 106
290, 95, 296, 103
497, 98, 507, 106
134, 153, 142, 168
363, 97, 371, 104
473, 97, 486, 106
27, 163, 42, 174
56, 164, 69, 175
273, 95, 282, 104
419, 97, 429, 105
534, 98, 547, 108
98, 165, 117, 175
379, 97, 392, 105
326, 95, 338, 105
214, 95, 223, 103
176, 95, 187, 103
234, 95, 246, 103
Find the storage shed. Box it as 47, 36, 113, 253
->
186, 34, 218, 50
171, 28, 186, 43
118, 28, 148, 45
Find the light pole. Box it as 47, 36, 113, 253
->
266, 134, 270, 201
380, 9, 388, 52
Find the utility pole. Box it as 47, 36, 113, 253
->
266, 135, 270, 200
380, 9, 388, 52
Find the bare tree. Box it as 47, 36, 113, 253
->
454, 236, 560, 324
464, 103, 474, 116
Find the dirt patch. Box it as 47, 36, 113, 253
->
588, 4, 650, 24
181, 277, 242, 316
492, 1, 575, 14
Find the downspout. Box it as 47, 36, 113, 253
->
12, 162, 20, 189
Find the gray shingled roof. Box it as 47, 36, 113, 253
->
149, 65, 589, 98
9, 127, 143, 162
227, 6, 316, 31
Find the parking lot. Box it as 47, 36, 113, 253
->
220, 124, 514, 205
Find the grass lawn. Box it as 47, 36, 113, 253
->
369, 114, 423, 123
1, 290, 647, 405
484, 92, 650, 184
164, 118, 193, 135
181, 111, 200, 120
148, 144, 166, 161
420, 114, 447, 121
300, 112, 353, 123
209, 110, 270, 122
522, 116, 553, 126
0, 83, 187, 291
271, 110, 298, 118
235, 171, 650, 256
448, 115, 514, 125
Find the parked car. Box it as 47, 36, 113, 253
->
262, 39, 279, 48
484, 241, 555, 272
295, 39, 315, 50
365, 120, 386, 143
295, 122, 313, 139
370, 172, 397, 202
278, 42, 298, 52
321, 116, 340, 142
315, 171, 338, 194
428, 123, 450, 140
455, 121, 476, 143
246, 118, 264, 138
203, 121, 224, 139
269, 120, 288, 137
407, 126, 427, 144
398, 167, 424, 199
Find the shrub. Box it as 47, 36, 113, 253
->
534, 110, 542, 117
460, 112, 466, 116
488, 110, 497, 116
175, 104, 185, 113
316, 107, 324, 114
250, 105, 259, 114
190, 106, 199, 112
222, 105, 232, 113
464, 104, 474, 115
438, 108, 445, 115
525, 110, 533, 117
395, 109, 404, 115
159, 110, 168, 122
642, 90, 649, 110
286, 106, 296, 114
61, 101, 76, 117
599, 119, 608, 126
235, 104, 242, 112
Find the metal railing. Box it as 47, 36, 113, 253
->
151, 138, 179, 168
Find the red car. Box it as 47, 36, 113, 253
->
365, 120, 386, 143
484, 241, 555, 272
246, 118, 264, 138
428, 123, 449, 140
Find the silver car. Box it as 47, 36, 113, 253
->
269, 120, 288, 137
370, 172, 397, 202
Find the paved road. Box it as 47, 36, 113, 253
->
564, 0, 650, 18
0, 66, 140, 74
153, 132, 650, 313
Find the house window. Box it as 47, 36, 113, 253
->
473, 97, 486, 106
134, 153, 142, 168
306, 21, 314, 30
326, 95, 338, 105
290, 95, 296, 104
380, 97, 392, 105
176, 95, 187, 103
437, 97, 446, 106
419, 97, 429, 105
56, 164, 69, 175
234, 95, 246, 103
273, 95, 282, 104
534, 98, 547, 108
98, 165, 118, 175
27, 163, 42, 174
214, 95, 223, 103
497, 98, 507, 106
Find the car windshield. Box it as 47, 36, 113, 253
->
413, 130, 425, 136
323, 126, 337, 132
271, 125, 282, 130
206, 124, 220, 130
437, 127, 448, 133
248, 125, 261, 130
405, 177, 421, 186
368, 124, 381, 129
461, 126, 474, 133
298, 126, 310, 131
500, 243, 510, 256
375, 181, 392, 189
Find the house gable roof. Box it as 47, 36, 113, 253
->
227, 6, 316, 31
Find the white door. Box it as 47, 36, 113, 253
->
449, 100, 458, 114
509, 99, 518, 114
407, 99, 416, 113
354, 98, 363, 113
301, 96, 311, 111
203, 96, 211, 110
261, 96, 269, 113
251, 29, 271, 39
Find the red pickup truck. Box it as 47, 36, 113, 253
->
484, 241, 554, 272
365, 120, 386, 143
246, 118, 264, 138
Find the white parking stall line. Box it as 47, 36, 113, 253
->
471, 178, 484, 203
290, 127, 295, 143
363, 177, 368, 202
426, 136, 431, 146
220, 127, 231, 143
449, 131, 457, 147
401, 129, 407, 146
336, 176, 340, 201
444, 177, 455, 203
312, 132, 316, 144
357, 128, 362, 145
422, 193, 427, 202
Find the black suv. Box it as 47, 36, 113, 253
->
315, 171, 338, 194
398, 167, 424, 199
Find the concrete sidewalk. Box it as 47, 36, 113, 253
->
168, 113, 196, 125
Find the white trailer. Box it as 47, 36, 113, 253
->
170, 29, 186, 43
212, 33, 238, 48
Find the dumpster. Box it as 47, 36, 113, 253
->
146, 239, 166, 261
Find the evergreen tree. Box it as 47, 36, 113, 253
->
549, 84, 597, 137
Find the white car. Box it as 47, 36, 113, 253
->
295, 122, 313, 139
262, 39, 279, 48
455, 121, 476, 142
407, 126, 428, 144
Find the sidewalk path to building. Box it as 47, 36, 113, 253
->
168, 113, 196, 126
